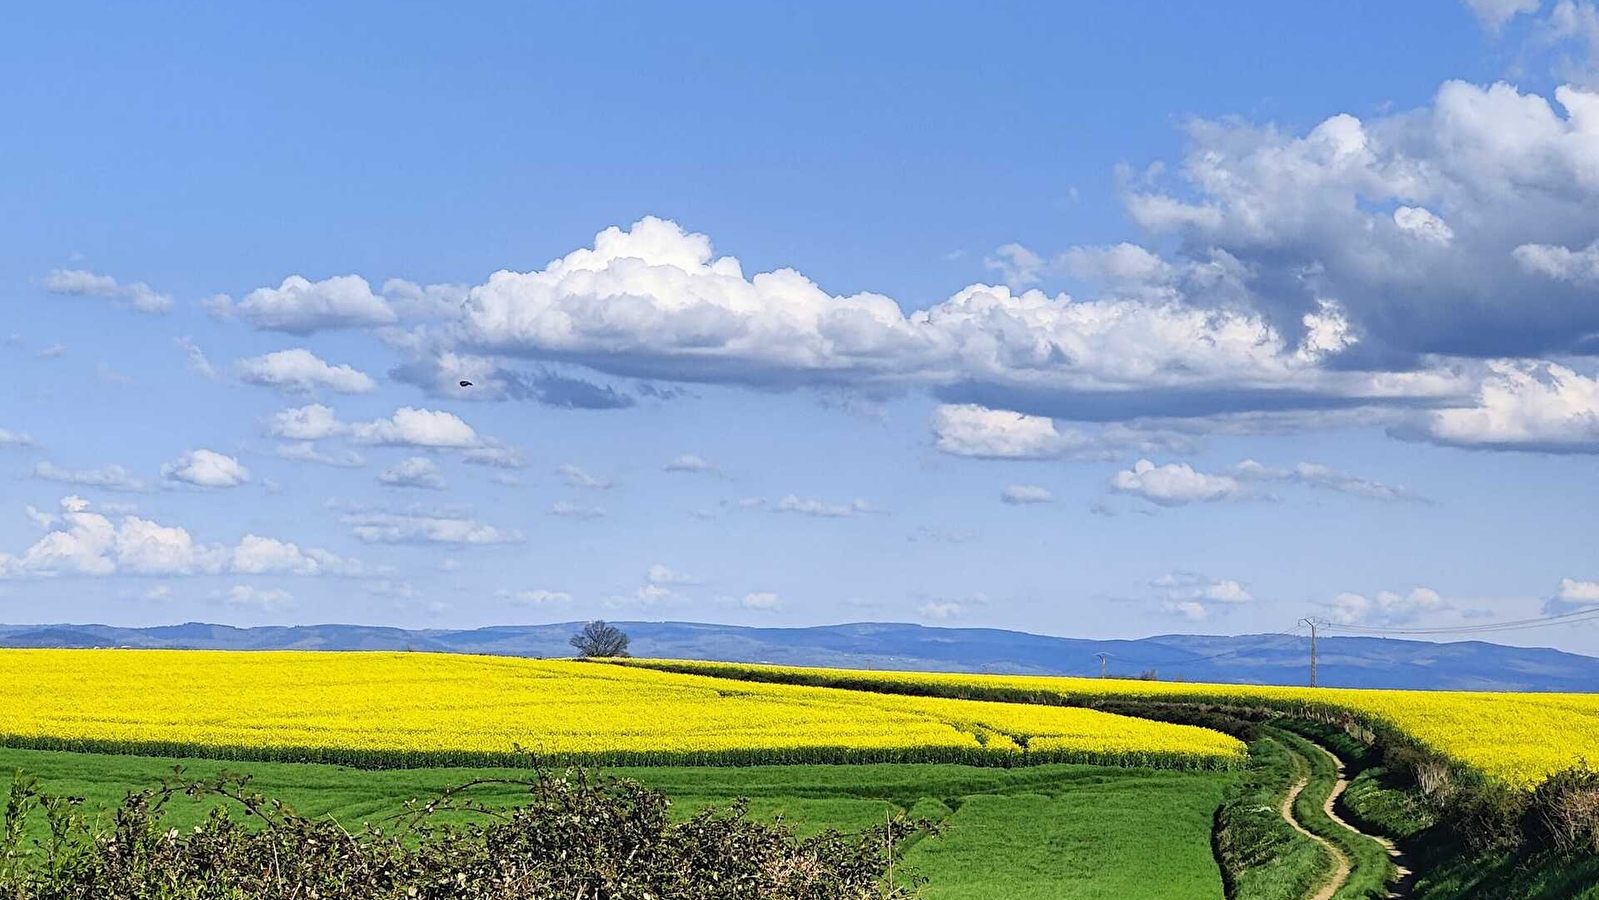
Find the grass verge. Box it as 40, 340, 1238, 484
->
1214, 734, 1329, 900
1268, 725, 1394, 899
0, 746, 1234, 900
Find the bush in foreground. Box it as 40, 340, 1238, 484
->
0, 768, 932, 899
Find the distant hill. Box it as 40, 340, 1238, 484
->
0, 620, 1594, 692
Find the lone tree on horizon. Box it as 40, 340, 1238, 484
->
571, 620, 630, 658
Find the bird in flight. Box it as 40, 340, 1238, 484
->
459, 380, 473, 388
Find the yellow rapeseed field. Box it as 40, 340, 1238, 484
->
0, 650, 1243, 770
618, 659, 1599, 788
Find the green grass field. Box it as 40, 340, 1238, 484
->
0, 747, 1232, 900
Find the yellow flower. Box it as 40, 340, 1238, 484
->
0, 650, 1243, 770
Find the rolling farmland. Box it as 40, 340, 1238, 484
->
617, 658, 1599, 788
0, 649, 1242, 769
5, 648, 1599, 898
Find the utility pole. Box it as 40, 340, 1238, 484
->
1297, 617, 1323, 687
1094, 652, 1111, 679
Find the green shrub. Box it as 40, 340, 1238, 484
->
1444, 778, 1532, 853
0, 768, 935, 899
1530, 764, 1599, 854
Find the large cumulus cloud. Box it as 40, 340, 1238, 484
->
1121, 80, 1599, 360
439, 216, 1462, 423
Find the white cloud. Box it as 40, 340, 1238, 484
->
647, 564, 697, 585
447, 217, 1454, 424
1109, 460, 1249, 506
1515, 239, 1599, 283
276, 442, 366, 468
664, 454, 719, 474
377, 456, 446, 490
24, 505, 57, 530
267, 404, 346, 441
1151, 572, 1253, 616
381, 278, 470, 320
160, 450, 251, 489
1329, 587, 1446, 625
362, 579, 417, 600
0, 429, 33, 447
1200, 580, 1254, 603
929, 404, 1195, 460
1119, 80, 1599, 365
1232, 459, 1419, 501
236, 348, 377, 394
1393, 206, 1456, 245
557, 464, 612, 489
983, 243, 1047, 286
111, 515, 221, 574
462, 444, 526, 468
1560, 578, 1599, 603
227, 585, 295, 612
231, 534, 365, 576
1000, 484, 1054, 505
340, 510, 520, 544
613, 583, 677, 607
774, 495, 871, 518
1295, 300, 1359, 364
350, 407, 479, 448
931, 405, 1079, 459
1061, 242, 1177, 299
1546, 577, 1599, 614
1421, 361, 1599, 451
232, 274, 396, 333
1463, 0, 1540, 29
41, 268, 172, 313
42, 269, 116, 295
33, 461, 147, 492
1164, 600, 1210, 620
503, 588, 572, 605
741, 591, 781, 611
37, 343, 66, 359
1, 496, 362, 579
917, 601, 963, 620
549, 501, 606, 520
175, 337, 219, 380
270, 404, 483, 449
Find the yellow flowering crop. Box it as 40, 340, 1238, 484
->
618, 659, 1599, 788
0, 650, 1242, 770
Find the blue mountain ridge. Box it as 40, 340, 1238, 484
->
1, 620, 1594, 691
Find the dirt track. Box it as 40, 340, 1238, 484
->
1279, 739, 1411, 900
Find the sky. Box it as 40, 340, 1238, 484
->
3, 1, 1599, 653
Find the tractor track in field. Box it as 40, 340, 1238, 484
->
1279, 737, 1411, 900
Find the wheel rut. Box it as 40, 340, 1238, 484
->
1277, 737, 1411, 900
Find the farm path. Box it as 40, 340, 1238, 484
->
1277, 736, 1412, 900
1307, 741, 1413, 899
1279, 769, 1351, 900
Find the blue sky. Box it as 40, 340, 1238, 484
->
4, 0, 1599, 652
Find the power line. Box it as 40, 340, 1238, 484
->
1094, 624, 1307, 674
1321, 604, 1599, 637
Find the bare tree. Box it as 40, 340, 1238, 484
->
570, 620, 630, 658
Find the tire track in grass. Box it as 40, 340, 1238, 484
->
1278, 770, 1351, 900
1277, 734, 1410, 900
1307, 741, 1412, 899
